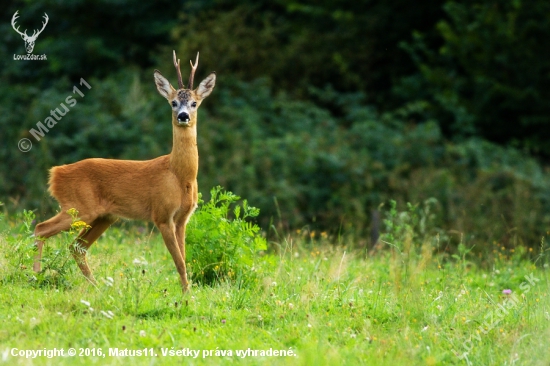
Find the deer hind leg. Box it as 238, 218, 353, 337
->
70, 216, 115, 284
157, 221, 189, 292
33, 212, 74, 272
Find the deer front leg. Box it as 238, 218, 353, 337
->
175, 202, 197, 264
158, 222, 189, 292
173, 183, 197, 286
175, 222, 187, 269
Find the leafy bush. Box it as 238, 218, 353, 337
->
0, 208, 77, 288
198, 81, 550, 247
4, 72, 550, 249
398, 0, 550, 153
186, 186, 268, 286
381, 198, 442, 253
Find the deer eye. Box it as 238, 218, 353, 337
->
191, 102, 197, 108
171, 101, 178, 107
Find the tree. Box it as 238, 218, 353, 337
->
398, 1, 550, 155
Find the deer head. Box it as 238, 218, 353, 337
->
11, 11, 49, 54
153, 51, 216, 128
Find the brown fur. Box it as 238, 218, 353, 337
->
33, 57, 216, 293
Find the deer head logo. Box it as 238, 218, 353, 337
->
11, 11, 49, 54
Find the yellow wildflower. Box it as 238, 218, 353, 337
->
71, 220, 91, 230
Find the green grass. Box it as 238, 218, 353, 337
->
0, 216, 549, 365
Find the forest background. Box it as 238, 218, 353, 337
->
2, 0, 550, 251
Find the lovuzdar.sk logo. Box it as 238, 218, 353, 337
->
12, 10, 48, 61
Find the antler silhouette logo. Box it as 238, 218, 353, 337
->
11, 10, 49, 54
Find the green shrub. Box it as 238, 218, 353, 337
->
0, 208, 35, 284
381, 198, 442, 253
186, 186, 268, 286
0, 208, 77, 288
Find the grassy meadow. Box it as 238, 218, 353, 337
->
0, 198, 549, 366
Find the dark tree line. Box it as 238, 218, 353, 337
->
2, 0, 550, 245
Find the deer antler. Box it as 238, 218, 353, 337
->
188, 52, 199, 90
11, 11, 28, 38
173, 50, 184, 89
29, 13, 49, 40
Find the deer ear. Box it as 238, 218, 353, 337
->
154, 70, 175, 100
195, 72, 216, 100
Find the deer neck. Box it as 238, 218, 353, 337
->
169, 117, 198, 181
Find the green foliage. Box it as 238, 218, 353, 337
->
186, 187, 268, 286
0, 209, 37, 284
173, 0, 444, 105
3, 70, 550, 248
398, 0, 550, 153
0, 208, 84, 288
381, 198, 441, 253
2, 0, 180, 83
197, 80, 550, 245
2, 0, 550, 252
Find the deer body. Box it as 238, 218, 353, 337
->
33, 52, 215, 292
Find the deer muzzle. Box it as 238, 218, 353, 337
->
177, 112, 190, 126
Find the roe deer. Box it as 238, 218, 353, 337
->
33, 51, 216, 292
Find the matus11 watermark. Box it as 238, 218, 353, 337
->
18, 78, 92, 152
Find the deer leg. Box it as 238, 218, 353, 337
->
157, 222, 189, 292
33, 212, 73, 272
175, 220, 191, 285
175, 223, 186, 263
70, 216, 115, 284
174, 183, 197, 276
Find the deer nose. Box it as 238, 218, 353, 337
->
177, 112, 190, 122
